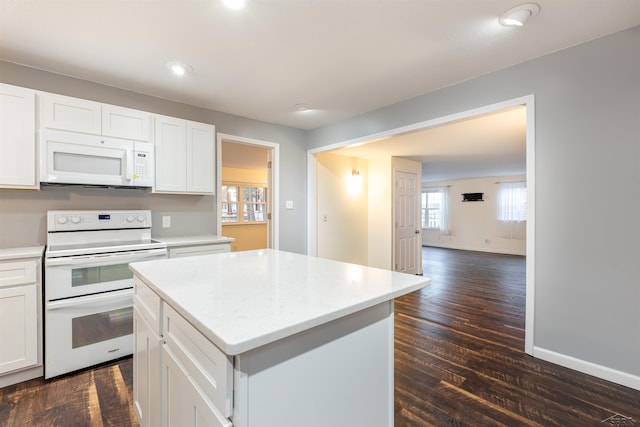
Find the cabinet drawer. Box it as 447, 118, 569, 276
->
0, 259, 37, 288
169, 244, 230, 258
163, 304, 233, 417
134, 277, 162, 336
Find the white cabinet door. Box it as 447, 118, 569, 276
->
0, 284, 38, 374
186, 121, 215, 194
102, 105, 151, 141
133, 305, 162, 427
161, 345, 232, 427
154, 115, 215, 195
41, 93, 102, 134
0, 83, 37, 189
154, 115, 187, 193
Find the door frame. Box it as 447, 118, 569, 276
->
307, 94, 535, 355
217, 133, 279, 250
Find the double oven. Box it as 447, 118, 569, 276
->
44, 210, 167, 379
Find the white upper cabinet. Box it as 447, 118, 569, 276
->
41, 93, 151, 141
154, 115, 215, 195
0, 83, 37, 189
186, 121, 215, 194
41, 93, 102, 135
102, 104, 151, 141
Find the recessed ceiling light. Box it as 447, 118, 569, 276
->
499, 3, 540, 27
293, 103, 311, 112
166, 61, 192, 76
222, 0, 245, 10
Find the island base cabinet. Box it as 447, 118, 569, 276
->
133, 305, 161, 427
162, 345, 232, 427
232, 302, 395, 427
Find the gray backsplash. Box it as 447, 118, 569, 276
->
0, 185, 216, 248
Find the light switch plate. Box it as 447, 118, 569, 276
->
162, 216, 171, 228
285, 200, 294, 209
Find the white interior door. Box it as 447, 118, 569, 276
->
394, 171, 421, 274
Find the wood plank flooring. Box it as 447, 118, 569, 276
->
394, 247, 640, 426
1, 246, 639, 426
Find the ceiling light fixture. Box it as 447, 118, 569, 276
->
293, 103, 311, 112
499, 3, 539, 27
222, 0, 245, 10
166, 61, 192, 76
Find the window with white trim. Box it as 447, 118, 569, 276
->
221, 184, 267, 224
422, 190, 442, 229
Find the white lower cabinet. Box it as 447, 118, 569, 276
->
133, 279, 232, 427
133, 305, 161, 427
0, 247, 43, 387
162, 344, 231, 427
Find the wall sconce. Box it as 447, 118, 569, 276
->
346, 169, 362, 196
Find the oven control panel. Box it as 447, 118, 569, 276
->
47, 210, 152, 231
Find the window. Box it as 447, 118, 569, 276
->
422, 186, 450, 234
221, 185, 239, 223
221, 184, 267, 224
496, 181, 526, 239
422, 191, 442, 229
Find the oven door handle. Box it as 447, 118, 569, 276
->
47, 288, 133, 310
45, 248, 168, 267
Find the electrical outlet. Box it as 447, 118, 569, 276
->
322, 213, 328, 222
162, 216, 171, 228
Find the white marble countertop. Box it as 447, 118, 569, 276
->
130, 249, 429, 355
154, 234, 234, 247
0, 246, 44, 261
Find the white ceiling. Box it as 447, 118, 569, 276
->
1, 1, 639, 131
333, 105, 526, 182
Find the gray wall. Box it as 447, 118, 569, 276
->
308, 27, 640, 377
0, 61, 308, 254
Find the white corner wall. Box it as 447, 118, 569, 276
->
316, 152, 369, 265
367, 158, 393, 270
423, 175, 526, 255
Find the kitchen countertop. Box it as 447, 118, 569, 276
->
154, 234, 234, 247
130, 249, 429, 355
0, 246, 44, 261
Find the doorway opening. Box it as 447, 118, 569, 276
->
307, 95, 535, 354
217, 133, 279, 250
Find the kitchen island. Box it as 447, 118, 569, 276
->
130, 249, 430, 427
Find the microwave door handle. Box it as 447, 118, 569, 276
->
125, 148, 133, 181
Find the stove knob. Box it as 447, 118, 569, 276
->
127, 216, 134, 223
57, 216, 68, 224
71, 216, 81, 224
137, 215, 145, 222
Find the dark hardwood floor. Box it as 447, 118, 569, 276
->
394, 247, 640, 426
1, 246, 639, 426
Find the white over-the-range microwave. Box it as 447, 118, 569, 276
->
39, 129, 153, 188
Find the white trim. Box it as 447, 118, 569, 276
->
524, 96, 536, 356
307, 95, 535, 353
217, 133, 280, 250
533, 346, 640, 391
306, 151, 318, 256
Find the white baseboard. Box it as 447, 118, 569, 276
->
422, 243, 526, 256
533, 346, 640, 391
